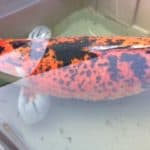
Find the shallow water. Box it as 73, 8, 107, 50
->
0, 8, 150, 150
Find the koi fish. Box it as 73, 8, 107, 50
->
0, 36, 150, 124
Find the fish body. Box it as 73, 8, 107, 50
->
0, 36, 150, 101
1, 36, 150, 124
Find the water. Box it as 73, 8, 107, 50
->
0, 8, 150, 150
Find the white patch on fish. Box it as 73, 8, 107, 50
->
89, 45, 150, 51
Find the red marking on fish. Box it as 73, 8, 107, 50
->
0, 36, 150, 101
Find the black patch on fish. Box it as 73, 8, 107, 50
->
47, 37, 97, 67
10, 40, 29, 49
0, 46, 4, 53
106, 39, 125, 46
